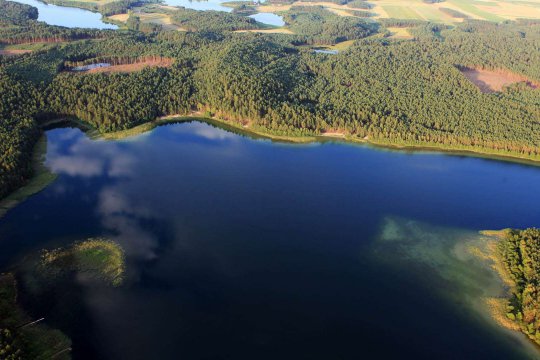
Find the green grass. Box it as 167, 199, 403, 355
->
448, 0, 506, 21
382, 5, 423, 19
416, 6, 448, 22
72, 239, 125, 286
40, 238, 126, 286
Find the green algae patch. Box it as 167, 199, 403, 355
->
38, 238, 125, 287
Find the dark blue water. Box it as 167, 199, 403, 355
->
1, 121, 540, 359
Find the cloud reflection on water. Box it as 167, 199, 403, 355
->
46, 128, 160, 262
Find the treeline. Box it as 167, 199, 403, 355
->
43, 0, 159, 16
281, 6, 378, 45
126, 14, 163, 33
0, 21, 110, 45
62, 55, 173, 69
0, 70, 39, 200
0, 0, 38, 24
45, 65, 193, 131
171, 8, 260, 32
498, 229, 540, 344
1, 18, 540, 201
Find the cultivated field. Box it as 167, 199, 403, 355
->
258, 0, 540, 24
369, 0, 540, 23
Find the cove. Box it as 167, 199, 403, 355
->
1, 121, 540, 359
10, 0, 118, 29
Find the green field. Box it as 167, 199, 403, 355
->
447, 0, 506, 21
382, 5, 423, 19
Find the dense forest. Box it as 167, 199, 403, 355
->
0, 0, 539, 203
42, 0, 159, 16
498, 229, 540, 344
281, 6, 378, 45
171, 8, 260, 32
0, 0, 37, 24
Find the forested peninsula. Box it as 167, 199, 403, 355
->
1, 0, 540, 201
486, 229, 540, 346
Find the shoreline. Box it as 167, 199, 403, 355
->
471, 229, 540, 357
0, 134, 57, 220
1, 114, 540, 220
104, 114, 540, 167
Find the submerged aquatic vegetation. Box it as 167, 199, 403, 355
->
374, 218, 540, 356
39, 238, 125, 286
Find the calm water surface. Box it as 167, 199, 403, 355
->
163, 0, 234, 12
1, 121, 540, 359
249, 12, 285, 26
10, 0, 117, 29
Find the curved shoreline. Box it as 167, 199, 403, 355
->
105, 115, 540, 167
1, 114, 539, 221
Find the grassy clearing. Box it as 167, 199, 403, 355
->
81, 58, 174, 74
108, 13, 129, 22
387, 27, 413, 39
0, 135, 57, 219
328, 39, 356, 50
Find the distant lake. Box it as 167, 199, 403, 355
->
250, 12, 285, 26
1, 121, 540, 359
163, 0, 234, 12
10, 0, 117, 29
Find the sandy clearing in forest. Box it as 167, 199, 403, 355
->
327, 7, 354, 16
460, 67, 539, 93
83, 59, 173, 74
321, 131, 346, 137
108, 13, 129, 22
0, 49, 32, 56
387, 27, 412, 39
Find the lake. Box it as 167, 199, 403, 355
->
1, 120, 540, 359
163, 0, 234, 12
10, 0, 117, 29
250, 12, 285, 26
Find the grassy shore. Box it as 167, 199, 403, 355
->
0, 135, 57, 219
